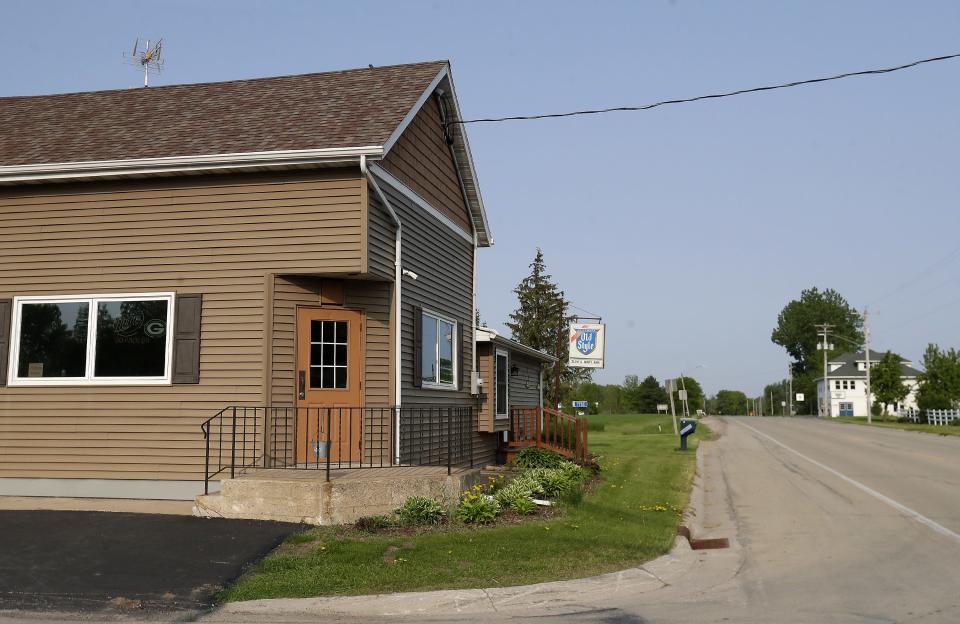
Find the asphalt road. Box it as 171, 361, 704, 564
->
210, 417, 960, 623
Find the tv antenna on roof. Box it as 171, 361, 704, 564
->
124, 38, 164, 87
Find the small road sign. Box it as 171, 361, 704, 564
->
572, 400, 589, 408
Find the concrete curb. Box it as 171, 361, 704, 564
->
206, 433, 739, 621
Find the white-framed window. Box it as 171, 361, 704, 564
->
420, 309, 457, 390
8, 292, 175, 386
494, 348, 509, 418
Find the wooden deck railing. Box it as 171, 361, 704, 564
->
508, 406, 589, 463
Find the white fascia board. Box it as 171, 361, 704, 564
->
0, 146, 384, 185
381, 67, 449, 155
367, 163, 473, 245
441, 70, 493, 246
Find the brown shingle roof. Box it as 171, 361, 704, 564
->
0, 61, 448, 167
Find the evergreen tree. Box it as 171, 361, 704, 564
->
633, 375, 668, 413
507, 249, 589, 406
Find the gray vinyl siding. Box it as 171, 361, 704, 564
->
509, 353, 542, 408
368, 183, 474, 406
366, 186, 396, 281
367, 180, 495, 466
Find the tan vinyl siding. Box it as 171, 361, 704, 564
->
381, 95, 472, 235
0, 169, 364, 481
477, 343, 495, 432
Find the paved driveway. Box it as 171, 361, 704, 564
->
0, 510, 300, 614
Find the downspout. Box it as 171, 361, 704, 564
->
472, 231, 479, 394
360, 155, 403, 463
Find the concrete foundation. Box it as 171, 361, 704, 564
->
193, 466, 481, 525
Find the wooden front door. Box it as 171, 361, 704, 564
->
295, 307, 363, 463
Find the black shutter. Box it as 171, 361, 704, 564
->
0, 299, 11, 387
172, 293, 202, 384
412, 305, 423, 388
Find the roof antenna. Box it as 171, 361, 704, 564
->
124, 38, 164, 87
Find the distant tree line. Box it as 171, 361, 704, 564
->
566, 374, 709, 415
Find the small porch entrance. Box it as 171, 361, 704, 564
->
295, 307, 362, 463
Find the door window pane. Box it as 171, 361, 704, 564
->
309, 320, 348, 389
94, 300, 168, 377
17, 302, 89, 378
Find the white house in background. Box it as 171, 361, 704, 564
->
815, 350, 922, 417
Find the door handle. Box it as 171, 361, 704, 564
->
298, 370, 306, 400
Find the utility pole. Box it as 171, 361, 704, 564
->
788, 362, 793, 417
554, 292, 564, 410
864, 308, 872, 424
816, 323, 835, 417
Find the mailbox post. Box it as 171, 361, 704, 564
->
679, 418, 697, 450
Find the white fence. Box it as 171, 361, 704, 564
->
896, 408, 959, 425
926, 409, 960, 426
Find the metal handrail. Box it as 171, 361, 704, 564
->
201, 405, 476, 493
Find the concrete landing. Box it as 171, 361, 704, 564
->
194, 467, 481, 525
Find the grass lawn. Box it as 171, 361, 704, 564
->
835, 416, 960, 436
220, 413, 707, 602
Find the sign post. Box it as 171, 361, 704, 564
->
666, 378, 678, 435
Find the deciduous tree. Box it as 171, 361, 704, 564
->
871, 351, 909, 415
771, 287, 863, 414
713, 390, 748, 415
916, 344, 960, 411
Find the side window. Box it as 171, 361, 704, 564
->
420, 310, 457, 390
495, 349, 508, 417
9, 294, 174, 385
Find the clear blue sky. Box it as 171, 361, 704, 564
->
3, 1, 959, 396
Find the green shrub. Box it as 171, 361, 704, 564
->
513, 448, 565, 470
396, 496, 447, 526
509, 495, 537, 515
456, 493, 499, 524
494, 480, 531, 505
355, 514, 395, 531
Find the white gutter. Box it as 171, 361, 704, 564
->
0, 146, 384, 185
360, 155, 403, 463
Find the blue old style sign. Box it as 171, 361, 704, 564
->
575, 328, 598, 355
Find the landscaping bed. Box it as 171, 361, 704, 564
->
220, 413, 706, 601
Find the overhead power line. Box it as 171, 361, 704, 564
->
451, 51, 960, 126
